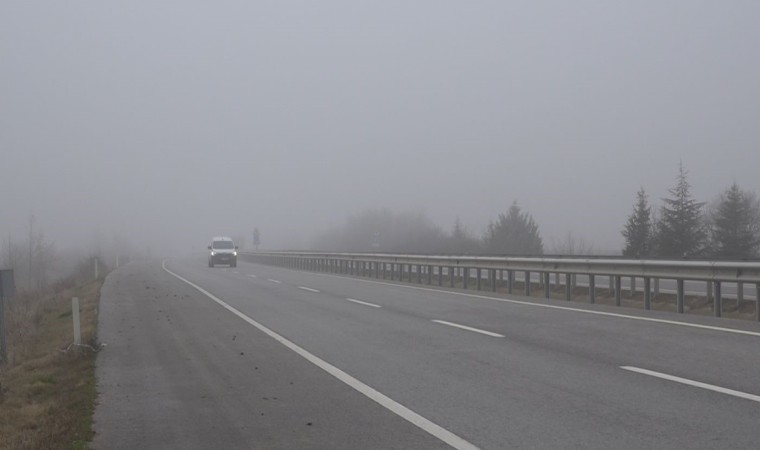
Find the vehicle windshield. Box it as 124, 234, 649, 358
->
212, 241, 234, 249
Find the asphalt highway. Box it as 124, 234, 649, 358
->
93, 257, 760, 449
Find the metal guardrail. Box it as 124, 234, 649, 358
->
240, 251, 760, 321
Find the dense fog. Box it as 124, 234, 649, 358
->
2, 1, 759, 264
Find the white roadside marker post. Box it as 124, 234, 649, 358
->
72, 297, 81, 346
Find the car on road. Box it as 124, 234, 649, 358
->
208, 237, 238, 267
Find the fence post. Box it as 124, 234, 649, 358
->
0, 291, 5, 364
0, 270, 14, 365
72, 297, 81, 346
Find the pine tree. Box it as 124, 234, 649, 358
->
448, 217, 480, 254
710, 183, 760, 258
655, 162, 707, 258
483, 202, 543, 255
621, 188, 652, 257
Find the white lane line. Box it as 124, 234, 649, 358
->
621, 366, 760, 403
267, 279, 282, 284
298, 286, 320, 293
161, 260, 478, 450
432, 320, 505, 338
247, 274, 257, 279
346, 298, 382, 308
303, 273, 760, 338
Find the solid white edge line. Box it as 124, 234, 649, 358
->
247, 274, 257, 278
298, 286, 320, 293
267, 278, 282, 284
297, 272, 760, 338
346, 298, 382, 308
161, 260, 478, 450
432, 320, 505, 338
620, 366, 760, 403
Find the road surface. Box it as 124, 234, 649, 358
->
93, 256, 760, 449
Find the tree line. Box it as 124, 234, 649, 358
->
313, 162, 759, 260
622, 162, 760, 259
313, 202, 545, 255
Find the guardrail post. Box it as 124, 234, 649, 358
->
565, 273, 572, 301
544, 272, 550, 298
476, 268, 482, 291
677, 279, 685, 313
463, 268, 469, 290
449, 267, 454, 287
756, 284, 760, 322
524, 271, 531, 296
706, 281, 713, 303
492, 269, 497, 292
507, 270, 513, 294
427, 265, 432, 285
714, 281, 722, 317
644, 277, 651, 310
614, 276, 622, 306
589, 274, 595, 304
438, 266, 443, 286
417, 265, 422, 284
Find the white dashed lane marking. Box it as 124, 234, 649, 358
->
432, 320, 504, 338
621, 366, 760, 403
346, 298, 382, 308
299, 286, 320, 293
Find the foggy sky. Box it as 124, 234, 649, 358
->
2, 1, 759, 255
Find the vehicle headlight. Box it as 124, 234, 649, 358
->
210, 251, 216, 256
233, 251, 237, 256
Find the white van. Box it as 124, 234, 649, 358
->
208, 236, 238, 267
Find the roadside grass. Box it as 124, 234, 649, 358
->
0, 275, 103, 450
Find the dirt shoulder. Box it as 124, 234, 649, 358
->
0, 275, 104, 450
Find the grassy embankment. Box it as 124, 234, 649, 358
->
0, 272, 104, 450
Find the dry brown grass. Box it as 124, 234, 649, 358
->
0, 276, 103, 450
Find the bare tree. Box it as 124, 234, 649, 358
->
550, 231, 595, 256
